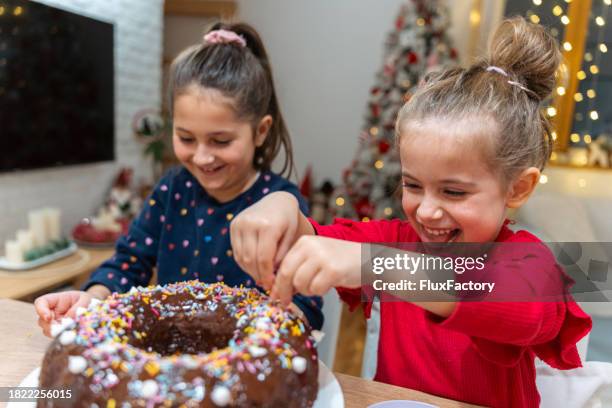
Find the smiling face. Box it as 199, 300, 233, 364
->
172, 86, 271, 203
399, 117, 510, 243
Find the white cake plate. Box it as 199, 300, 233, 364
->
8, 360, 343, 407
0, 242, 78, 271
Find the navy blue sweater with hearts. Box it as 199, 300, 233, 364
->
84, 167, 323, 329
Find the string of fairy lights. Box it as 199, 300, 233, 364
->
527, 0, 612, 188
528, 0, 609, 156
0, 4, 24, 16
525, 0, 611, 190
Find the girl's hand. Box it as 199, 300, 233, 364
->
231, 191, 311, 289
34, 291, 94, 337
271, 236, 362, 306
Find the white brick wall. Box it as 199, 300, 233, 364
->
0, 0, 163, 245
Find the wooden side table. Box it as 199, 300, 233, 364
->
0, 247, 114, 300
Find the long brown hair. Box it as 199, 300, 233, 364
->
168, 22, 294, 177
396, 16, 561, 184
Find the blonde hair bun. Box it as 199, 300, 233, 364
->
488, 16, 561, 102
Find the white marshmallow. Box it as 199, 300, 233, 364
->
59, 330, 76, 345
248, 346, 267, 358
211, 385, 231, 406
141, 380, 159, 398
292, 356, 307, 374
50, 323, 64, 338
68, 356, 87, 374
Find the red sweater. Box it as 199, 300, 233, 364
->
312, 218, 592, 408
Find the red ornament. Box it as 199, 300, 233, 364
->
407, 51, 419, 64
371, 104, 381, 118
355, 198, 374, 219
299, 165, 313, 200
450, 48, 458, 59
395, 16, 405, 30
378, 141, 391, 154
383, 63, 395, 77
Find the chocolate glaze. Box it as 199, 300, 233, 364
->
38, 282, 318, 407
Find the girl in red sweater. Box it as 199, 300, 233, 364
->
230, 17, 591, 407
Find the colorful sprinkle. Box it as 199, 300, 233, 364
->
46, 281, 315, 404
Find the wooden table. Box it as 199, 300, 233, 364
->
0, 299, 478, 408
0, 248, 113, 300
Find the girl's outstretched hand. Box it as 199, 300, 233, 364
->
231, 191, 306, 290
34, 291, 94, 337
271, 236, 362, 306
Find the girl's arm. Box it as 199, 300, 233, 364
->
269, 234, 456, 318
230, 191, 314, 290
82, 172, 172, 294
86, 284, 112, 300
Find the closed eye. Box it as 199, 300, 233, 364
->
444, 189, 466, 197
213, 139, 231, 146
178, 136, 195, 144
402, 182, 421, 190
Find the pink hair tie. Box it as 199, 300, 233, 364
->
203, 29, 247, 48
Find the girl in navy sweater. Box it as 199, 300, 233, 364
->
35, 22, 323, 333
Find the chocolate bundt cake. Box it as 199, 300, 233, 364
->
38, 281, 318, 407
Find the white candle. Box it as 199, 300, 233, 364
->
4, 240, 23, 264
45, 208, 61, 241
29, 210, 47, 247
16, 229, 34, 252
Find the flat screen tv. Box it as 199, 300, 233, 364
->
0, 0, 114, 172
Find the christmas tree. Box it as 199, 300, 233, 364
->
330, 0, 458, 221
